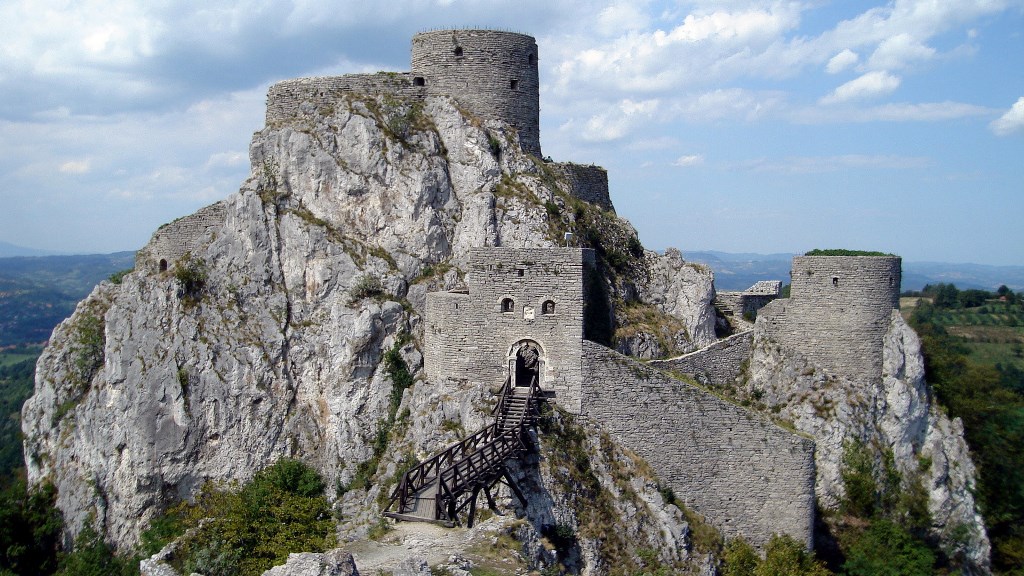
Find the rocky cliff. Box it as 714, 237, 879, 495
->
742, 310, 990, 572
21, 92, 716, 565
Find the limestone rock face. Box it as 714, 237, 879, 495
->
21, 94, 716, 556
639, 248, 717, 352
744, 310, 990, 572
262, 550, 360, 576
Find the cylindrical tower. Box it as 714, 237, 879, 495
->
761, 255, 902, 380
411, 29, 541, 156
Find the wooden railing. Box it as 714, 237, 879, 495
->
385, 374, 540, 524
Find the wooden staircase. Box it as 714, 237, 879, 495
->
383, 376, 541, 527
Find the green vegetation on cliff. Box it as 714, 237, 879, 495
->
906, 284, 1024, 574
156, 459, 336, 576
804, 249, 896, 257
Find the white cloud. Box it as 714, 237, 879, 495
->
990, 97, 1024, 136
59, 160, 91, 174
597, 3, 651, 35
744, 154, 931, 174
820, 71, 901, 105
794, 101, 993, 123
673, 154, 705, 167
826, 49, 859, 73
205, 151, 247, 169
626, 136, 679, 151
581, 98, 660, 142
668, 89, 785, 121
867, 33, 935, 70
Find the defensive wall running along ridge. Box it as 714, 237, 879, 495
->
423, 247, 816, 548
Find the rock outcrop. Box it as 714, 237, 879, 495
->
21, 92, 716, 567
742, 310, 990, 572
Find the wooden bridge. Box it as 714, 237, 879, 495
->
383, 376, 541, 527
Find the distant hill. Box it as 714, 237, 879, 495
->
680, 250, 1024, 292
0, 240, 60, 258
0, 252, 135, 346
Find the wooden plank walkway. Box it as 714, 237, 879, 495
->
383, 376, 540, 527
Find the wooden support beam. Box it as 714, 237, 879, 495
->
467, 485, 482, 528
502, 468, 528, 508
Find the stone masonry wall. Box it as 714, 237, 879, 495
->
265, 30, 542, 156
758, 256, 900, 381
412, 30, 540, 157
548, 163, 612, 211
716, 280, 782, 319
424, 248, 592, 412
581, 341, 816, 548
135, 202, 227, 274
650, 330, 753, 387
265, 74, 426, 124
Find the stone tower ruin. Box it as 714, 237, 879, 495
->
411, 30, 541, 157
266, 29, 542, 157
759, 255, 902, 380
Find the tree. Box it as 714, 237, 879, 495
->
756, 534, 831, 576
842, 520, 934, 576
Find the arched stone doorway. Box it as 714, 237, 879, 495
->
507, 339, 543, 389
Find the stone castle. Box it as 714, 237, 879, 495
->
136, 30, 908, 549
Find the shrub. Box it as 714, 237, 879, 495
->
173, 253, 208, 304
757, 534, 831, 576
842, 520, 935, 576
170, 459, 335, 576
722, 537, 759, 576
57, 522, 136, 576
487, 132, 502, 157
0, 481, 63, 575
804, 249, 895, 257
108, 269, 132, 284
840, 440, 877, 518
348, 275, 383, 302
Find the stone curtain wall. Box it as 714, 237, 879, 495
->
716, 281, 782, 318
135, 202, 227, 274
715, 292, 746, 318
580, 341, 816, 548
548, 163, 613, 211
758, 256, 901, 381
424, 248, 592, 412
412, 30, 541, 157
650, 330, 753, 387
265, 74, 426, 124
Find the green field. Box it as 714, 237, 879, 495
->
0, 347, 43, 369
903, 298, 1024, 371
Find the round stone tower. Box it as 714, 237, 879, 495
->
411, 29, 541, 157
761, 255, 902, 380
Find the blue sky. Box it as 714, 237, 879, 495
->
1, 1, 1022, 265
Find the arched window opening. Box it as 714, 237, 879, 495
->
832, 277, 839, 287
159, 259, 168, 273
501, 298, 514, 313
542, 300, 555, 315
528, 53, 536, 65
454, 46, 463, 57
413, 76, 425, 87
